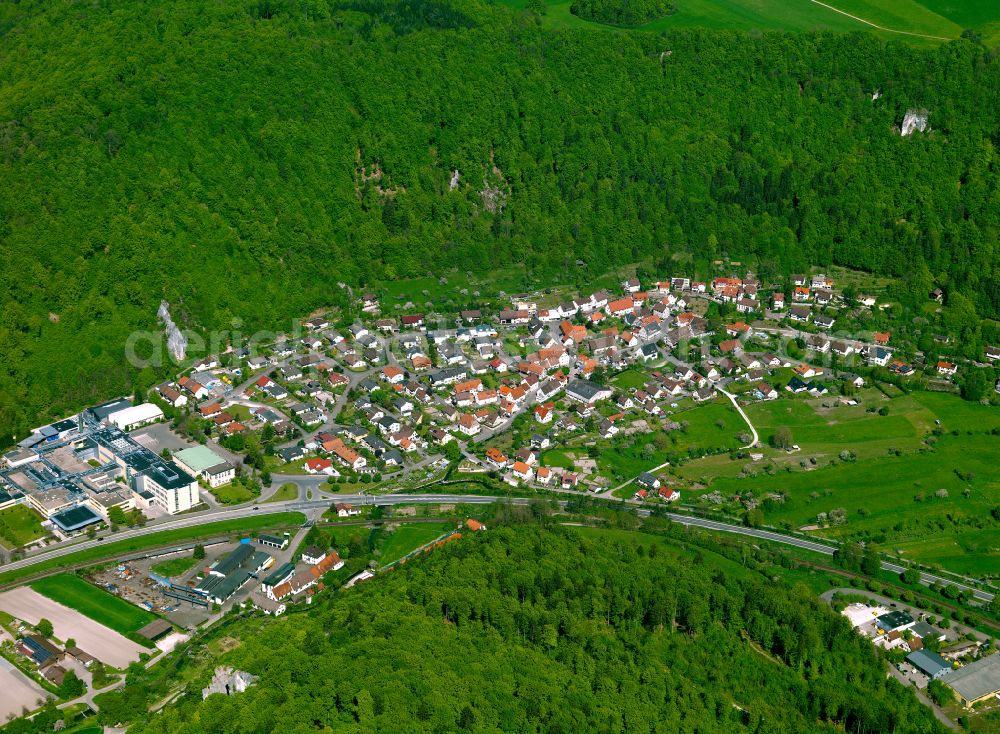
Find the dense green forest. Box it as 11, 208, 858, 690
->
97, 525, 942, 733
570, 0, 676, 26
0, 0, 999, 439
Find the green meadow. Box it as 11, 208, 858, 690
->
670, 391, 999, 575
498, 0, 1000, 46
378, 522, 457, 567
0, 505, 47, 549
30, 573, 158, 637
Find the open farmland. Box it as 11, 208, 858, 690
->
743, 389, 936, 461
0, 587, 147, 668
671, 391, 1000, 574
668, 399, 747, 453
501, 0, 1000, 46
30, 573, 158, 637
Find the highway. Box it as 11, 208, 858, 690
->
1, 494, 993, 605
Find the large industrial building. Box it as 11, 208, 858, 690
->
0, 400, 201, 528
945, 654, 1000, 708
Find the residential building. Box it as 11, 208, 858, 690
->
565, 380, 612, 406
172, 445, 235, 488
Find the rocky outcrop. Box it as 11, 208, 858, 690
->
901, 109, 929, 136
480, 151, 509, 215
202, 666, 258, 699
158, 300, 186, 362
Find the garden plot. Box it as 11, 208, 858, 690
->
0, 587, 146, 668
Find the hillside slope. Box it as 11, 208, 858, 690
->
108, 525, 945, 733
0, 0, 998, 437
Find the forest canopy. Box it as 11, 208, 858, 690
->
123, 525, 945, 733
0, 0, 998, 438
570, 0, 677, 27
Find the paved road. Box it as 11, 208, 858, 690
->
0, 495, 495, 577
3, 493, 993, 604
717, 387, 759, 448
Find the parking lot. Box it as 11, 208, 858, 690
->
897, 662, 930, 689
131, 423, 196, 454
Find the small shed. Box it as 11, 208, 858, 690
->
137, 618, 173, 641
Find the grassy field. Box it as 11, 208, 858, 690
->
0, 505, 46, 549
265, 483, 300, 503
671, 391, 999, 575
30, 573, 158, 636
611, 369, 651, 390
668, 399, 747, 453
879, 528, 1000, 577
0, 512, 305, 585
210, 481, 258, 504
500, 0, 1000, 46
378, 522, 456, 566
598, 442, 670, 483
742, 389, 934, 462
150, 554, 198, 578
540, 448, 577, 469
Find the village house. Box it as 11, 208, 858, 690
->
636, 472, 660, 490
304, 458, 337, 476
156, 384, 188, 407
336, 503, 361, 517
510, 461, 534, 483
936, 361, 957, 377
814, 315, 835, 330
485, 447, 509, 469
458, 413, 480, 436
789, 306, 811, 323
866, 346, 892, 367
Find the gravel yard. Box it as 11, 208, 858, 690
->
0, 657, 50, 721
0, 587, 146, 669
